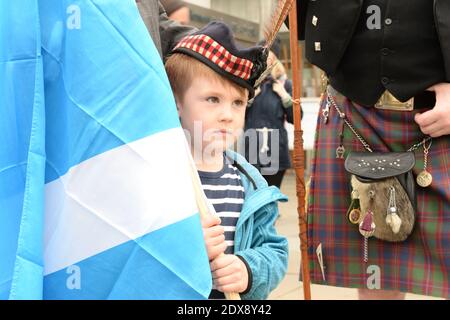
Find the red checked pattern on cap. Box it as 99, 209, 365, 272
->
174, 34, 254, 80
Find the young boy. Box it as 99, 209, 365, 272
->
165, 21, 289, 300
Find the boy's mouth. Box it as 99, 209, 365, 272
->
215, 129, 232, 135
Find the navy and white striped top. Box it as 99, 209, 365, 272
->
198, 155, 245, 254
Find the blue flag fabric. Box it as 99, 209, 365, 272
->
0, 0, 211, 299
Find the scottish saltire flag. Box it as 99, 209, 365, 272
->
0, 0, 212, 299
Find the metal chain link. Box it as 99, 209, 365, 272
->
422, 138, 433, 170
326, 89, 431, 153
363, 237, 369, 263
407, 137, 433, 152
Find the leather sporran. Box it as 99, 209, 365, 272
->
345, 152, 417, 242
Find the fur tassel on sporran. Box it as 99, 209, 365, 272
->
350, 175, 415, 242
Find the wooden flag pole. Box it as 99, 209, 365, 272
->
288, 0, 311, 300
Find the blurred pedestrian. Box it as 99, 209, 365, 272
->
160, 0, 190, 25
136, 0, 194, 59
244, 38, 294, 189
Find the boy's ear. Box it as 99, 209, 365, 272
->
174, 96, 182, 116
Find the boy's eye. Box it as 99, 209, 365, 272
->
233, 100, 245, 107
206, 96, 219, 103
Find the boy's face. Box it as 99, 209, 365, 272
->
177, 75, 248, 155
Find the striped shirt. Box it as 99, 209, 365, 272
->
199, 155, 245, 299
198, 155, 244, 254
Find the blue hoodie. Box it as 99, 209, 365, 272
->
225, 150, 289, 300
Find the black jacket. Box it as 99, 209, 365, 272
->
295, 0, 450, 89
244, 78, 294, 172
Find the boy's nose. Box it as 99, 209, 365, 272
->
219, 104, 233, 122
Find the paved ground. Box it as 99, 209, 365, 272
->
268, 169, 443, 300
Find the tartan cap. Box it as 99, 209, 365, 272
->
172, 21, 267, 98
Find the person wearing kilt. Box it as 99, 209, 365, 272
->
295, 0, 450, 299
